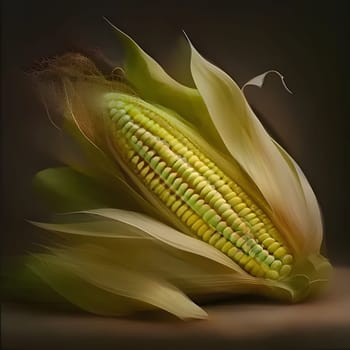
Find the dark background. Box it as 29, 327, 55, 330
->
1, 0, 349, 264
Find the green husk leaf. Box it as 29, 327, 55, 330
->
241, 70, 322, 253
272, 141, 323, 253
241, 70, 323, 253
33, 167, 124, 212
2, 256, 66, 304
28, 215, 301, 307
32, 214, 323, 303
105, 19, 226, 153
26, 253, 155, 316
48, 208, 247, 273
188, 41, 322, 254
28, 248, 208, 319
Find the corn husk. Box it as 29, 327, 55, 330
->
22, 21, 332, 319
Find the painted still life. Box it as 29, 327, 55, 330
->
4, 19, 332, 321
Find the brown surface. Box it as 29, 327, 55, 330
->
2, 267, 350, 350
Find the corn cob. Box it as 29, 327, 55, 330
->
105, 92, 294, 280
